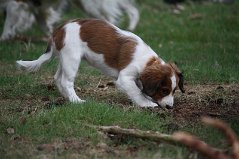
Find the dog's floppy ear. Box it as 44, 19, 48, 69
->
169, 62, 185, 93
136, 78, 159, 96
178, 73, 185, 93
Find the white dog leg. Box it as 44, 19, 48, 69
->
54, 63, 68, 98
116, 75, 158, 107
59, 51, 85, 103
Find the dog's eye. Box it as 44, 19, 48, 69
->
162, 88, 170, 96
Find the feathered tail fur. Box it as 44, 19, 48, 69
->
16, 42, 53, 72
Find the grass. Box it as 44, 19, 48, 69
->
0, 0, 239, 158
137, 1, 239, 83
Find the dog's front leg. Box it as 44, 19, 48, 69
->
116, 75, 158, 107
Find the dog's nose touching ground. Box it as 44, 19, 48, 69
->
166, 105, 173, 109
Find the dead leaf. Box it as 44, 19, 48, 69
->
55, 97, 65, 105
41, 96, 50, 102
103, 87, 109, 91
6, 128, 15, 134
37, 144, 55, 152
96, 142, 108, 149
98, 84, 106, 88
25, 94, 33, 99
47, 84, 55, 91
190, 13, 203, 20
216, 86, 224, 91
106, 81, 115, 87
19, 117, 27, 125
76, 87, 81, 91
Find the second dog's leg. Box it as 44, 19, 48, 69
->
1, 1, 34, 40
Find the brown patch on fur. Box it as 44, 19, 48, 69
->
72, 19, 89, 24
52, 25, 65, 51
79, 19, 137, 70
146, 57, 162, 66
140, 58, 174, 101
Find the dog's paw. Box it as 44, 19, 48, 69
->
69, 96, 86, 104
139, 101, 158, 108
73, 99, 86, 104
78, 99, 86, 103
0, 34, 12, 41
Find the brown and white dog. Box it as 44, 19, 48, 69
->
16, 19, 185, 108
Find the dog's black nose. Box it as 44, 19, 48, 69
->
166, 105, 173, 109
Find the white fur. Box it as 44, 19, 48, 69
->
1, 1, 35, 40
0, 0, 63, 40
16, 21, 169, 107
16, 47, 53, 72
45, 8, 62, 35
0, 0, 11, 9
171, 74, 177, 91
113, 29, 160, 107
80, 0, 139, 31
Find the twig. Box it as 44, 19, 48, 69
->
202, 117, 239, 159
172, 131, 229, 159
85, 117, 238, 159
96, 79, 102, 88
86, 124, 179, 145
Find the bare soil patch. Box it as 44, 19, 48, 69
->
4, 74, 238, 124
75, 77, 239, 123
172, 84, 239, 123
2, 76, 238, 158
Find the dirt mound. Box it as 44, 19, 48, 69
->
172, 84, 239, 122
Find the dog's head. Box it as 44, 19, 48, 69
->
138, 58, 185, 108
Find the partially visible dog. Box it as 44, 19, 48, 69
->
0, 0, 139, 40
16, 19, 185, 108
79, 0, 139, 31
0, 0, 66, 40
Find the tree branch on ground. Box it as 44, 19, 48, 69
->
87, 117, 239, 159
86, 124, 178, 145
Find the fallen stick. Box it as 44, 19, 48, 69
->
86, 124, 179, 145
86, 117, 238, 159
172, 131, 229, 159
202, 117, 239, 159
172, 117, 239, 159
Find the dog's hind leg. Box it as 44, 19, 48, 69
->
59, 49, 85, 103
54, 63, 67, 98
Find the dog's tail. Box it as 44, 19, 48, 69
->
16, 41, 53, 72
